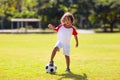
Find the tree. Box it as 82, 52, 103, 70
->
0, 0, 16, 29
93, 0, 120, 32
0, 0, 119, 31
0, 0, 37, 29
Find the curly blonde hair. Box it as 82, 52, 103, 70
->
60, 12, 74, 24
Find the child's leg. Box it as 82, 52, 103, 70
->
50, 47, 59, 65
65, 55, 70, 69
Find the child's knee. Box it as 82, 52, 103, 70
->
54, 47, 59, 52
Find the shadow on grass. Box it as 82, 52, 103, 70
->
57, 72, 88, 80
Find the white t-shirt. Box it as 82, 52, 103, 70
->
54, 24, 78, 56
54, 24, 78, 45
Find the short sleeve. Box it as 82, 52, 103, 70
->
54, 24, 62, 32
72, 26, 78, 35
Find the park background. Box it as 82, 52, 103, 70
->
0, 0, 120, 32
0, 0, 120, 80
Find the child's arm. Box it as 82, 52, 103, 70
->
74, 35, 78, 47
48, 24, 62, 32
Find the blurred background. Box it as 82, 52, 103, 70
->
0, 0, 120, 32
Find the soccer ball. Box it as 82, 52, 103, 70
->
45, 64, 57, 73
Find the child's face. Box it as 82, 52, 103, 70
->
64, 16, 72, 26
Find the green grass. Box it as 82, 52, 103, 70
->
0, 33, 120, 80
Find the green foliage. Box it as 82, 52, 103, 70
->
0, 0, 120, 30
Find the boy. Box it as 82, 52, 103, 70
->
48, 12, 78, 72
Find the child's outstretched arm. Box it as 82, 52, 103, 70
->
48, 24, 62, 32
74, 35, 78, 48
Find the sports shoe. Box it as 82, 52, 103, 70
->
49, 61, 54, 66
65, 68, 71, 73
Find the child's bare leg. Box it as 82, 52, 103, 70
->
50, 47, 59, 65
65, 55, 70, 69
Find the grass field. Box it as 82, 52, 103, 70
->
0, 33, 120, 80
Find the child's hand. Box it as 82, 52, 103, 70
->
48, 24, 54, 29
75, 43, 78, 48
